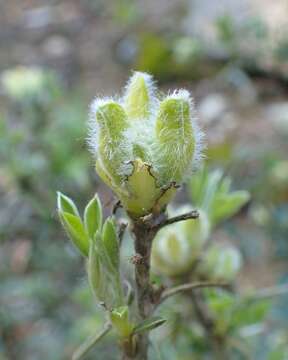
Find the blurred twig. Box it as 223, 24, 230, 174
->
159, 281, 229, 304
248, 283, 288, 300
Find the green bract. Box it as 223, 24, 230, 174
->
89, 72, 203, 218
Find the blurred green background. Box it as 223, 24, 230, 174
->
0, 0, 287, 359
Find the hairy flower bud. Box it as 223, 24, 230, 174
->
155, 92, 196, 183
124, 72, 155, 119
89, 72, 203, 218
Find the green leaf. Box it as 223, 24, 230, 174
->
133, 316, 166, 335
88, 233, 124, 308
211, 190, 250, 225
57, 191, 79, 216
110, 306, 134, 338
84, 194, 103, 239
102, 217, 119, 270
59, 211, 89, 256
88, 240, 104, 302
189, 166, 209, 205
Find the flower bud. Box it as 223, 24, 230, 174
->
199, 244, 243, 281
93, 101, 130, 186
124, 71, 154, 119
151, 207, 210, 276
155, 91, 197, 184
89, 72, 203, 218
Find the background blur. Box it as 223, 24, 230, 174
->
0, 1, 287, 359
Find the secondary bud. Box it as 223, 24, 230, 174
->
151, 207, 210, 276
198, 244, 243, 281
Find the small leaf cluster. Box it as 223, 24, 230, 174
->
57, 192, 123, 309
57, 192, 166, 354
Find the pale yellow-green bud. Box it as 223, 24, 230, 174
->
89, 72, 203, 218
151, 207, 210, 276
124, 72, 154, 119
198, 244, 243, 281
94, 101, 129, 186
155, 92, 196, 183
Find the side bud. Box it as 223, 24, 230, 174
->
198, 244, 243, 281
151, 207, 210, 276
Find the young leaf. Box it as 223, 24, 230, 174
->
87, 238, 105, 303
57, 191, 79, 216
211, 190, 250, 225
84, 194, 103, 239
88, 231, 124, 308
133, 316, 166, 335
102, 217, 119, 270
110, 306, 134, 338
59, 211, 89, 256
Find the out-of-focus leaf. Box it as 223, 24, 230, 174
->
59, 212, 89, 256
133, 316, 166, 335
110, 306, 134, 338
211, 190, 250, 225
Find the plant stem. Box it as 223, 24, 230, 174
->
152, 210, 199, 230
130, 215, 159, 360
121, 210, 200, 359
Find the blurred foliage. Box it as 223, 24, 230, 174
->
0, 0, 288, 359
0, 67, 100, 359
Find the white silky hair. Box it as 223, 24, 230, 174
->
88, 97, 134, 177
152, 89, 205, 184
87, 72, 204, 184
